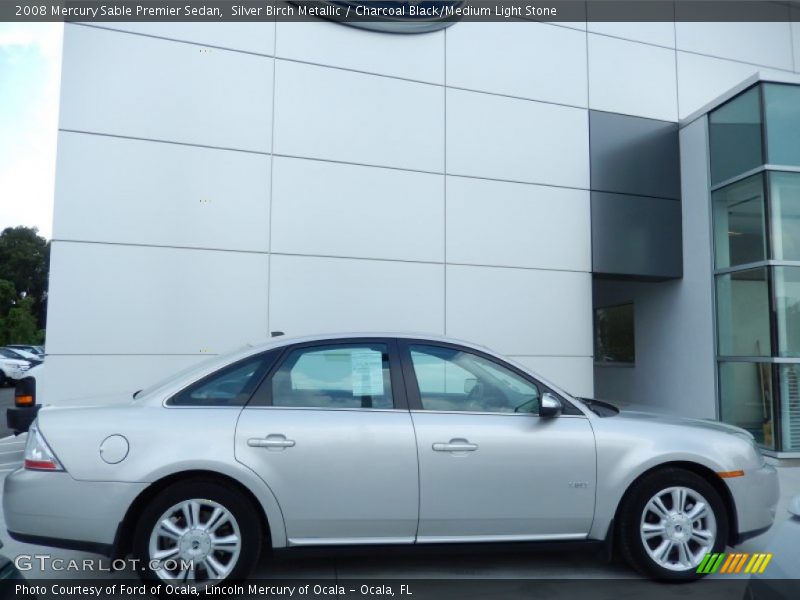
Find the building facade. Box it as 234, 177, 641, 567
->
45, 14, 800, 454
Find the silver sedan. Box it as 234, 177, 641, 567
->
3, 333, 779, 583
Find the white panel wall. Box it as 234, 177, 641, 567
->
276, 20, 444, 83
269, 255, 444, 336
446, 88, 589, 188
85, 22, 276, 55
46, 242, 269, 355
40, 355, 205, 406
794, 9, 800, 72
273, 60, 443, 171
445, 22, 587, 107
676, 22, 794, 71
512, 356, 594, 399
586, 21, 675, 48
271, 157, 443, 262
446, 177, 590, 272
446, 265, 593, 357
588, 33, 678, 121
676, 52, 787, 120
60, 25, 273, 151
53, 132, 270, 252
49, 18, 798, 407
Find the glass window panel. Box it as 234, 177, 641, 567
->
712, 174, 766, 268
169, 356, 270, 407
594, 304, 635, 364
409, 345, 540, 414
271, 344, 393, 409
769, 172, 800, 262
709, 87, 764, 185
764, 84, 800, 168
719, 362, 774, 449
775, 267, 800, 359
778, 364, 800, 451
715, 268, 771, 356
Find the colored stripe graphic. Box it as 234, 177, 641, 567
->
720, 553, 737, 573
697, 553, 725, 574
700, 552, 774, 574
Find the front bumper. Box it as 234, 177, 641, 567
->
4, 368, 29, 381
3, 469, 147, 556
726, 462, 780, 543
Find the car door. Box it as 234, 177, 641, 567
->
400, 340, 597, 542
235, 338, 419, 545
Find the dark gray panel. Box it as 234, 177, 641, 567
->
592, 192, 682, 279
590, 111, 681, 200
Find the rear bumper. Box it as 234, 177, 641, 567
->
3, 469, 147, 555
726, 462, 780, 543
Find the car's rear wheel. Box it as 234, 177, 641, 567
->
618, 468, 729, 581
133, 479, 261, 586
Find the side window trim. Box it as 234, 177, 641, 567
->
247, 338, 409, 410
397, 338, 581, 416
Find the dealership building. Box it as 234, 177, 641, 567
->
43, 11, 800, 454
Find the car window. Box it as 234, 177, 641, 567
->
0, 349, 17, 359
169, 355, 272, 407
271, 344, 393, 409
409, 345, 540, 414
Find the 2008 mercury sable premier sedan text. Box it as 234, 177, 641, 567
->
3, 334, 779, 583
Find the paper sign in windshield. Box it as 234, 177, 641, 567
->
351, 350, 384, 397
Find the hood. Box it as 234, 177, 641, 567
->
614, 408, 754, 439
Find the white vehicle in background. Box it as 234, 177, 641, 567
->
1, 347, 43, 366
0, 353, 31, 387
6, 345, 44, 358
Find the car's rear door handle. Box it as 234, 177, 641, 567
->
432, 439, 478, 452
248, 434, 295, 449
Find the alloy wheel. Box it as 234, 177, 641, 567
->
639, 486, 717, 571
148, 498, 242, 583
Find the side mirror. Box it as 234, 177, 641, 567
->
539, 392, 562, 418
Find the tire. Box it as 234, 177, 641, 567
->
133, 479, 262, 586
0, 371, 6, 387
618, 467, 729, 581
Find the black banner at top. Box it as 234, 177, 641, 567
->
1, 0, 799, 23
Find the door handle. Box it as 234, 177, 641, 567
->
248, 434, 296, 449
432, 439, 478, 452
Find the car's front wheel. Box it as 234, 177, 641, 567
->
618, 468, 729, 580
133, 479, 262, 586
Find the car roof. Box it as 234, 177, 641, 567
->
245, 332, 493, 353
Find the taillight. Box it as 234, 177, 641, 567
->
24, 422, 64, 472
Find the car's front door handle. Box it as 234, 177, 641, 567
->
248, 434, 296, 449
432, 439, 478, 452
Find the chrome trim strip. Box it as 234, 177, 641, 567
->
416, 533, 588, 544
288, 536, 415, 546
409, 410, 586, 418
